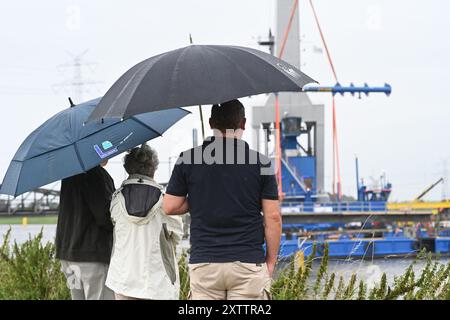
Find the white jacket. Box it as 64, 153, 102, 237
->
105, 175, 183, 300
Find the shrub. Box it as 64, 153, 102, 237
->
269, 244, 450, 300
0, 228, 70, 300
1, 230, 450, 300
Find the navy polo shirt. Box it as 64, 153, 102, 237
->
166, 136, 279, 264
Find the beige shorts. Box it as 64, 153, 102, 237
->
188, 262, 272, 300
114, 293, 141, 300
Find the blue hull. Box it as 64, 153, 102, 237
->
436, 237, 450, 254
279, 237, 450, 258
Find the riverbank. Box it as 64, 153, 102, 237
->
1, 229, 450, 300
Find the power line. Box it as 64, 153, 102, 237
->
52, 50, 103, 102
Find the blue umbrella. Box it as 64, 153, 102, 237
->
0, 97, 190, 197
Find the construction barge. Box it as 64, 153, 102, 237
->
251, 0, 450, 259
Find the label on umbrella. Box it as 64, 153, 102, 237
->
93, 133, 133, 159
94, 141, 118, 159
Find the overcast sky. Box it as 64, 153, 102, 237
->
0, 0, 449, 201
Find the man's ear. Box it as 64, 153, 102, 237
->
209, 118, 214, 129
240, 118, 247, 130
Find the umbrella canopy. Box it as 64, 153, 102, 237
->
0, 98, 190, 197
87, 45, 316, 122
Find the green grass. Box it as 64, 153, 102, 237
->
0, 215, 58, 225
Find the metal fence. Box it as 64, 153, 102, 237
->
281, 201, 388, 214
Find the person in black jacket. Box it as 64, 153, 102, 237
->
56, 161, 115, 300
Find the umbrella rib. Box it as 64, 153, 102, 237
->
20, 119, 128, 162
233, 46, 317, 88
123, 54, 168, 119
206, 46, 262, 93
131, 117, 163, 137
167, 47, 189, 104
73, 142, 87, 172
12, 160, 21, 197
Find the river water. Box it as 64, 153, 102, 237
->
2, 224, 449, 288
0, 224, 57, 245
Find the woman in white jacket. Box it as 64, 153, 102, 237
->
106, 144, 184, 300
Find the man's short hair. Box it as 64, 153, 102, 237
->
123, 144, 159, 178
210, 99, 245, 131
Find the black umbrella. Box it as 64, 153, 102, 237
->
88, 45, 316, 122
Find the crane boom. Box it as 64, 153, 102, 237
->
414, 178, 444, 201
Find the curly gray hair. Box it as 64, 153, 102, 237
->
123, 143, 159, 178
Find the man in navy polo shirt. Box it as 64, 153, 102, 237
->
163, 99, 281, 300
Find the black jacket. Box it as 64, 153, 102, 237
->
55, 166, 115, 263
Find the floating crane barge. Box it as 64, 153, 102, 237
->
253, 0, 450, 259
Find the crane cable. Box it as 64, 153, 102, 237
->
275, 0, 299, 198
309, 0, 342, 199
278, 0, 299, 58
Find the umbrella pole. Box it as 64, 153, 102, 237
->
189, 33, 206, 141
275, 94, 283, 198
198, 105, 205, 140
